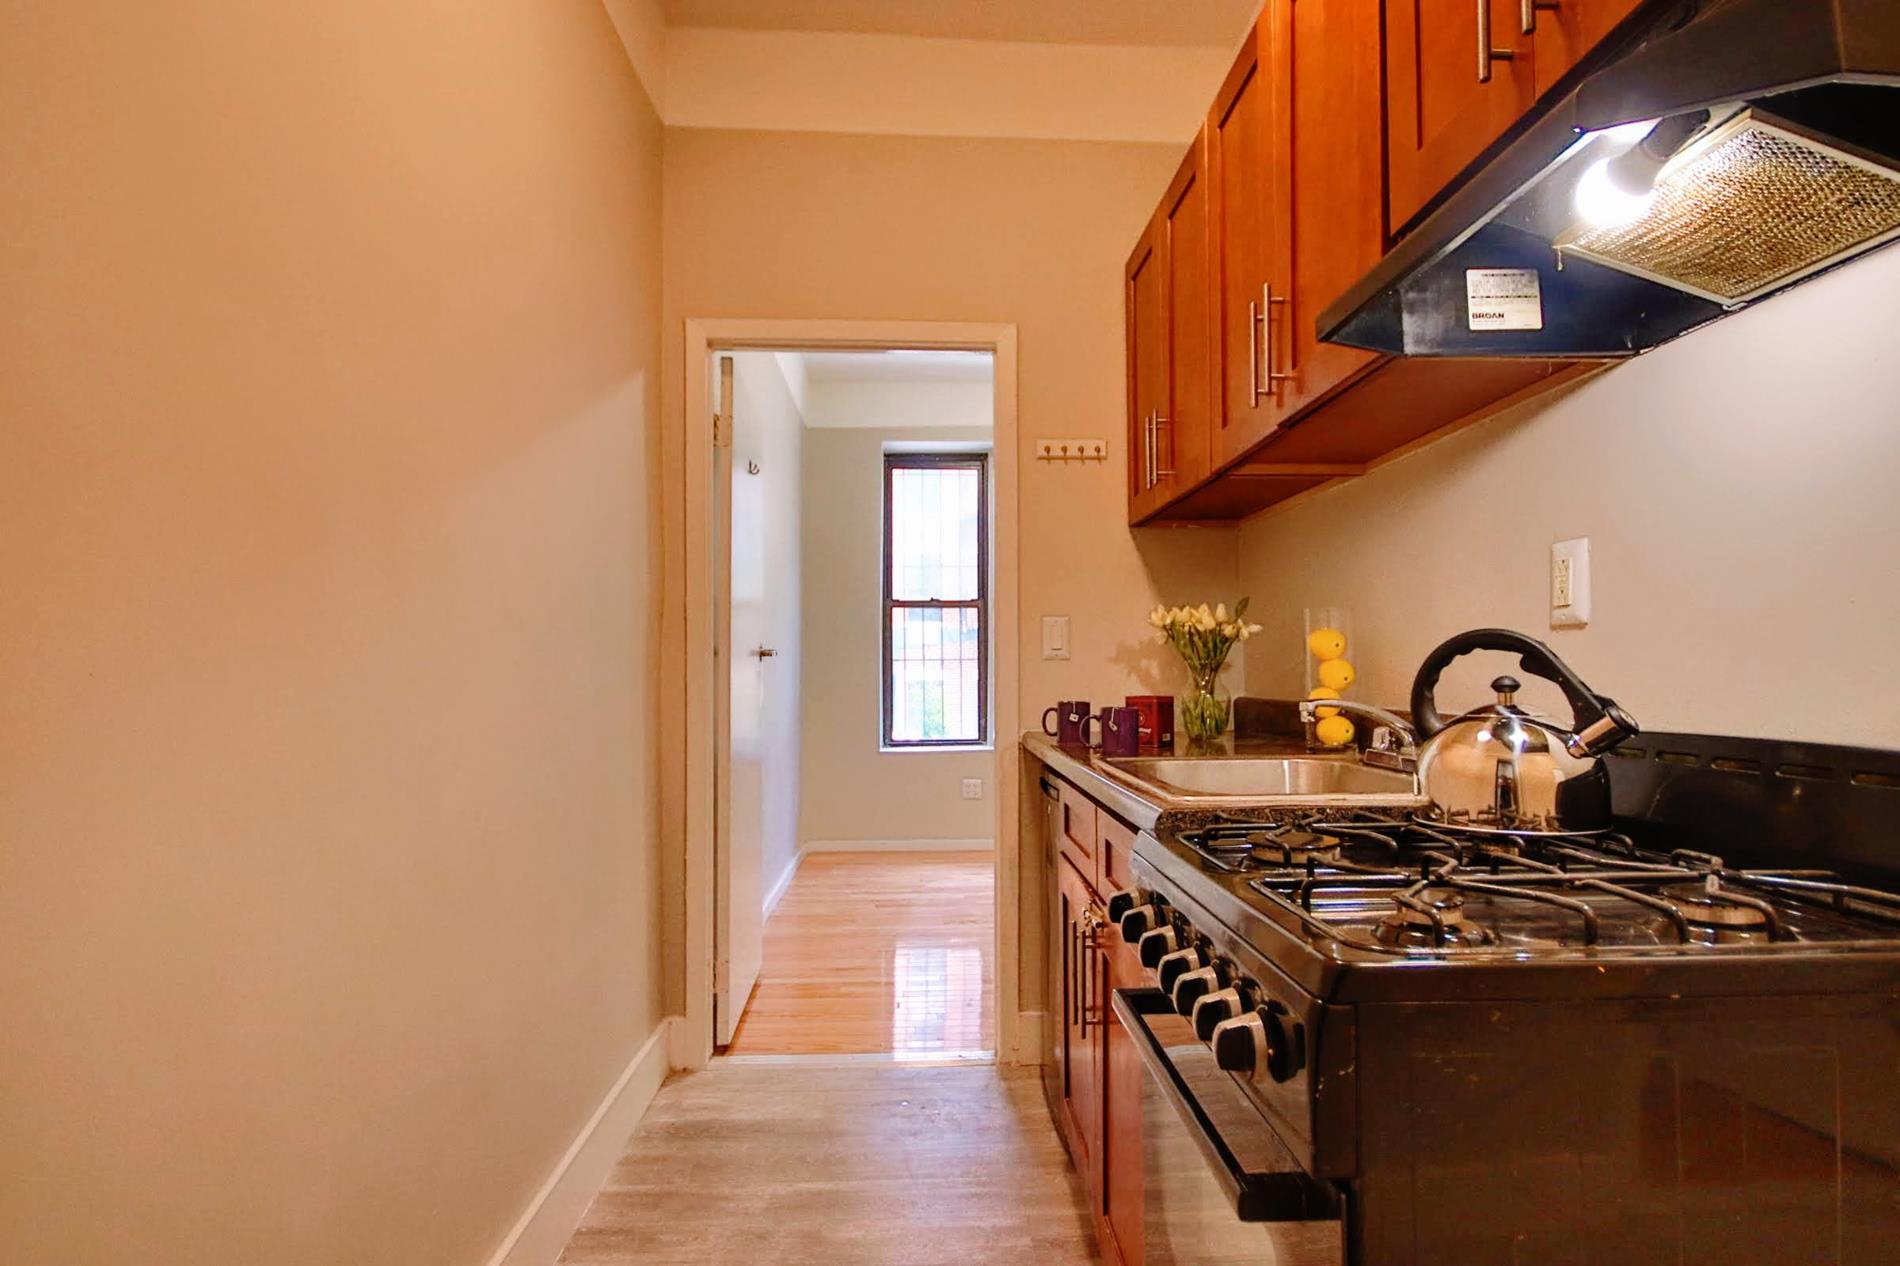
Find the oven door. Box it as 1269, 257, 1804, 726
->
1114, 989, 1346, 1265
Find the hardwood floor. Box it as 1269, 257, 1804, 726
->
724, 851, 994, 1058
557, 1063, 1097, 1265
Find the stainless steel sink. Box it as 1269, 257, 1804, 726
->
1098, 755, 1422, 806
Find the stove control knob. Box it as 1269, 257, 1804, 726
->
1191, 987, 1242, 1042
1210, 1011, 1268, 1077
1171, 965, 1220, 1017
1119, 905, 1158, 943
1105, 889, 1139, 924
1155, 946, 1204, 992
1262, 1007, 1306, 1084
1137, 925, 1180, 968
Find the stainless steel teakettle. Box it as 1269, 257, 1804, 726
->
1408, 629, 1639, 836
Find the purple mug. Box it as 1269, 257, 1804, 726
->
1041, 700, 1092, 745
1083, 706, 1143, 758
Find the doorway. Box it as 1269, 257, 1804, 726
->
681, 320, 1021, 1070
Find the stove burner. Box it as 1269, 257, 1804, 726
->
1247, 828, 1342, 865
1656, 882, 1772, 929
1374, 887, 1493, 948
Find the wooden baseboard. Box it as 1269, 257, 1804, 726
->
762, 850, 802, 918
801, 838, 996, 853
1012, 1010, 1048, 1066
486, 1017, 674, 1266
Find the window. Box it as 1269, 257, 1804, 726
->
883, 453, 989, 747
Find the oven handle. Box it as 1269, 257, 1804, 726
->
1112, 988, 1342, 1223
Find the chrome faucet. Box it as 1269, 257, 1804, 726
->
1297, 699, 1420, 773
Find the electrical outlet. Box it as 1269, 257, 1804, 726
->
960, 778, 984, 801
1551, 537, 1591, 628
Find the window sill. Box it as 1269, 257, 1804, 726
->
879, 743, 995, 755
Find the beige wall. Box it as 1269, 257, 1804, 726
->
729, 353, 805, 898
805, 377, 995, 430
1238, 243, 1900, 750
0, 4, 665, 1264
800, 426, 997, 848
659, 126, 1243, 1020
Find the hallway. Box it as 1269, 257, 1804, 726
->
556, 1063, 1095, 1265
726, 852, 994, 1058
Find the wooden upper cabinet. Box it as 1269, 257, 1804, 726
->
1125, 216, 1167, 522
1207, 24, 1283, 468
1127, 137, 1211, 524
1269, 0, 1385, 426
1161, 139, 1212, 497
1531, 0, 1646, 96
1385, 0, 1537, 233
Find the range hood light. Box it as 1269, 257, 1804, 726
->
1572, 113, 1705, 230
1574, 157, 1655, 228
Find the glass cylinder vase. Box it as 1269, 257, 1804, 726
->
1303, 606, 1356, 749
1180, 668, 1232, 746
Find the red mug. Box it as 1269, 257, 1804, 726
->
1084, 706, 1143, 758
1126, 695, 1175, 751
1041, 700, 1092, 745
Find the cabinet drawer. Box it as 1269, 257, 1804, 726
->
1099, 813, 1136, 895
1058, 782, 1098, 884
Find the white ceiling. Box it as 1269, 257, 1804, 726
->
796, 350, 994, 384
659, 0, 1258, 48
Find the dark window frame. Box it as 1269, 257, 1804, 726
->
881, 452, 991, 748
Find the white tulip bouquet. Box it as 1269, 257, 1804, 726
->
1149, 599, 1262, 742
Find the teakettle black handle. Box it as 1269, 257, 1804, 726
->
1409, 628, 1633, 745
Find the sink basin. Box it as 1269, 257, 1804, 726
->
1100, 755, 1422, 805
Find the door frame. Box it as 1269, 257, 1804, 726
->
678, 318, 1021, 1070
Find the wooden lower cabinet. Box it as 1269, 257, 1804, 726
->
1055, 855, 1104, 1185
1099, 939, 1148, 1266
1051, 784, 1153, 1266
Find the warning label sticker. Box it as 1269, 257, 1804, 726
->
1465, 268, 1544, 331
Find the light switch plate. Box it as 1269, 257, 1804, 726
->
960, 778, 984, 801
1041, 615, 1070, 660
1550, 537, 1591, 628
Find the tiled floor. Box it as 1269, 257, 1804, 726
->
725, 851, 994, 1058
556, 1063, 1096, 1265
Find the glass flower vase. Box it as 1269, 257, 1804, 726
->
1180, 669, 1231, 745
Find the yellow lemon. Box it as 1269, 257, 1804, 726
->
1306, 627, 1347, 661
1306, 686, 1342, 719
1317, 656, 1356, 691
1315, 714, 1356, 748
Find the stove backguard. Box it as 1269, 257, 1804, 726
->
1608, 731, 1900, 885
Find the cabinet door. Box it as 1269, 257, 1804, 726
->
1125, 213, 1169, 523
1101, 999, 1145, 1266
1207, 22, 1285, 467
1386, 0, 1537, 232
1058, 781, 1097, 888
1270, 0, 1385, 426
1057, 857, 1104, 1178
1160, 135, 1212, 499
1531, 0, 1645, 96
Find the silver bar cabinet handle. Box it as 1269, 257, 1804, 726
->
1262, 282, 1290, 394
1248, 299, 1262, 404
1153, 415, 1173, 480
1522, 0, 1558, 34
1478, 0, 1515, 82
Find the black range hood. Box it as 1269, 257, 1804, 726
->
1321, 0, 1900, 359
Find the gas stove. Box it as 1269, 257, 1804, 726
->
1108, 731, 1900, 1264
1172, 813, 1900, 955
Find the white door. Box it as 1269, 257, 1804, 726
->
714, 355, 766, 1046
